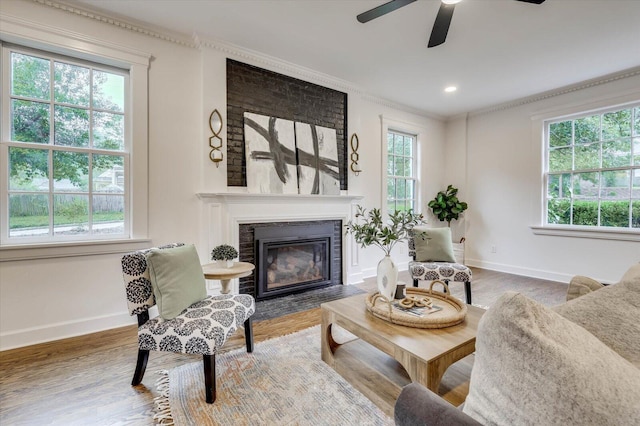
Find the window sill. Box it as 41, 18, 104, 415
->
530, 225, 640, 242
0, 238, 152, 262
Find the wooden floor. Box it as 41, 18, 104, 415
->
0, 268, 567, 425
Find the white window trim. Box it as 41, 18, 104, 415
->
529, 90, 640, 242
0, 14, 151, 260
380, 115, 425, 218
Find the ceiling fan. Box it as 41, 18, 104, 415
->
357, 0, 546, 48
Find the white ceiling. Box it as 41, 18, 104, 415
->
69, 0, 640, 118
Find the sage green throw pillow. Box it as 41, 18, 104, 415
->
146, 244, 207, 320
412, 226, 456, 263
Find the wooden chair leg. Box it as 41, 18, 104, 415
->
464, 281, 472, 305
244, 317, 254, 353
203, 354, 216, 404
443, 280, 450, 294
131, 349, 149, 386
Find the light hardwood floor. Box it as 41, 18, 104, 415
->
0, 268, 567, 425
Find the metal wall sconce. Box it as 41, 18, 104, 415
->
208, 109, 223, 167
350, 133, 362, 176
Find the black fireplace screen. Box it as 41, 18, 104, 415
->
255, 223, 334, 299
265, 242, 328, 290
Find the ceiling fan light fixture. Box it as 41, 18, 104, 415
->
444, 86, 458, 93
442, 0, 462, 4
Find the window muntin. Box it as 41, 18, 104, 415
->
386, 130, 417, 213
2, 46, 129, 243
545, 104, 640, 229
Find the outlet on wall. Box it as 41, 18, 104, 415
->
491, 245, 497, 253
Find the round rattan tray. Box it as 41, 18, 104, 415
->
365, 281, 467, 329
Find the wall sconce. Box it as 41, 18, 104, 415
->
350, 133, 362, 176
208, 109, 223, 167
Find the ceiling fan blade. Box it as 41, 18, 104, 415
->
428, 3, 455, 48
515, 0, 546, 4
357, 0, 417, 23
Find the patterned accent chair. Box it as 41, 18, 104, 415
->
408, 235, 473, 304
122, 243, 255, 403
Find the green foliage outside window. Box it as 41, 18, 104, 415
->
6, 48, 127, 238
546, 105, 639, 230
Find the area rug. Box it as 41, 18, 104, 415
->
154, 325, 393, 425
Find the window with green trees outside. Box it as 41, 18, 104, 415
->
545, 104, 640, 229
386, 130, 417, 213
2, 45, 128, 243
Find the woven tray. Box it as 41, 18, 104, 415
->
365, 281, 467, 329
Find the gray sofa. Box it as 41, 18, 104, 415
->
395, 263, 640, 426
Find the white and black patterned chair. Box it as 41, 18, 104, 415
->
122, 243, 255, 403
408, 236, 473, 304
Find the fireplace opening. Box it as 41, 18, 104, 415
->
255, 223, 334, 300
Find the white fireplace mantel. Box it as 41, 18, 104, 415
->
197, 192, 365, 287
196, 192, 363, 204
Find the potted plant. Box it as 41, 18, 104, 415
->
211, 244, 238, 268
345, 205, 424, 300
427, 185, 468, 227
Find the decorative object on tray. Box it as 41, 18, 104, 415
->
365, 281, 467, 329
345, 205, 424, 301
210, 244, 238, 268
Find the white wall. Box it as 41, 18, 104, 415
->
454, 75, 640, 284
0, 1, 443, 350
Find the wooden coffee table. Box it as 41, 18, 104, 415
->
321, 293, 484, 396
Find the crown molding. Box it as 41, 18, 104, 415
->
469, 66, 640, 118
34, 0, 196, 48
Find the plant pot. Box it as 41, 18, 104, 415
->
377, 255, 398, 301
217, 260, 234, 268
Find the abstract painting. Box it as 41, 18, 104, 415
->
295, 122, 340, 195
244, 112, 297, 194
244, 112, 340, 195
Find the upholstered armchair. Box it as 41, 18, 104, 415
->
408, 227, 473, 304
122, 243, 255, 403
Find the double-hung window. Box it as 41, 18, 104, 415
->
545, 104, 640, 229
386, 130, 417, 213
1, 45, 129, 243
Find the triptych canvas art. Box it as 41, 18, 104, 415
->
244, 112, 340, 195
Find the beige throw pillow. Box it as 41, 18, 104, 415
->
463, 291, 640, 425
412, 226, 456, 263
565, 275, 604, 301
146, 244, 207, 320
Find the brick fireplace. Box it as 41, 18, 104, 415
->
239, 220, 341, 300
197, 193, 363, 296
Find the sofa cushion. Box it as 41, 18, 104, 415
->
462, 291, 640, 426
411, 226, 456, 263
146, 244, 207, 320
620, 262, 640, 282
554, 273, 640, 368
565, 275, 604, 301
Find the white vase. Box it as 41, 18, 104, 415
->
217, 260, 234, 268
377, 255, 398, 301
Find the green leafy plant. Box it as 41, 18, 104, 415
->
428, 185, 468, 227
345, 205, 424, 256
210, 244, 238, 261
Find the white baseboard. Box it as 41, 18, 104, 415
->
465, 258, 574, 284
0, 311, 136, 352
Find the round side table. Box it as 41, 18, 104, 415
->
202, 261, 255, 294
